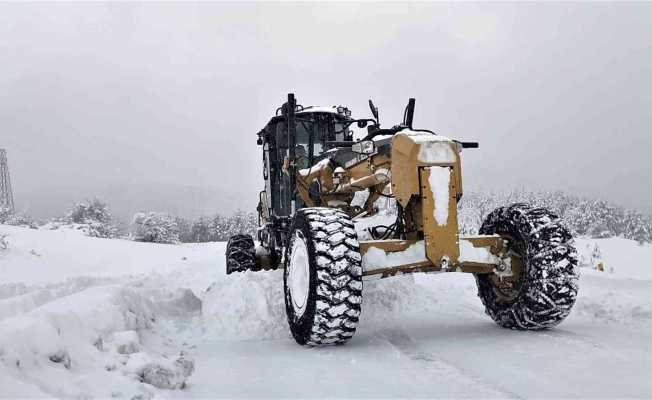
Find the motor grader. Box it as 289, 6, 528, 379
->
226, 93, 579, 346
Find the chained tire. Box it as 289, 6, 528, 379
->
225, 234, 256, 274
476, 203, 579, 330
283, 208, 363, 346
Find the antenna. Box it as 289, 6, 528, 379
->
404, 98, 415, 129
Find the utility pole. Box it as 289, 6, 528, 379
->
0, 149, 15, 212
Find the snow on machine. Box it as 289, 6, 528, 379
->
226, 94, 579, 346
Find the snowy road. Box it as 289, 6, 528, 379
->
1, 225, 651, 398
181, 274, 652, 399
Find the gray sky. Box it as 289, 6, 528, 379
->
1, 2, 651, 220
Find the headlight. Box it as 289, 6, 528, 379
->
352, 140, 375, 154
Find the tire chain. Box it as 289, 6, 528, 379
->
477, 203, 579, 329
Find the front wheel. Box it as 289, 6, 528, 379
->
283, 208, 363, 346
476, 203, 579, 330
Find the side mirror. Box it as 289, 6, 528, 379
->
368, 99, 379, 123
357, 120, 368, 128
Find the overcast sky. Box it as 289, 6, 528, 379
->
1, 2, 651, 219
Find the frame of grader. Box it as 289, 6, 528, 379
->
226, 94, 579, 346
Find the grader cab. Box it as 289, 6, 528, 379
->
226, 94, 579, 346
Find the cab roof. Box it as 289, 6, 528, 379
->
263, 106, 350, 129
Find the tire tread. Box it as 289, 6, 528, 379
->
284, 208, 363, 346
476, 203, 579, 330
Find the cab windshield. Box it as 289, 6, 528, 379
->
295, 114, 350, 164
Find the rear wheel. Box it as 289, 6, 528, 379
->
225, 234, 256, 274
284, 208, 363, 346
476, 203, 579, 329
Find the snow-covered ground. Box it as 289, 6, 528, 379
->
1, 224, 652, 398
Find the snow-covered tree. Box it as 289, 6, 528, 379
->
175, 216, 192, 243
210, 211, 257, 242
4, 212, 37, 228
457, 190, 652, 243
68, 199, 111, 224
0, 207, 37, 228
623, 210, 651, 244
176, 211, 258, 243
0, 207, 12, 224
189, 216, 213, 243
131, 212, 180, 244
62, 199, 117, 238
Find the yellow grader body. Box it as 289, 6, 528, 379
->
295, 129, 515, 280
225, 93, 578, 346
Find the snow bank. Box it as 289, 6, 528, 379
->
202, 270, 288, 340
0, 285, 200, 366
0, 224, 209, 395
201, 268, 441, 340
0, 286, 155, 369
0, 281, 200, 397
0, 224, 222, 287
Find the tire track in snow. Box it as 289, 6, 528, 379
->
535, 328, 604, 350
379, 328, 524, 400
